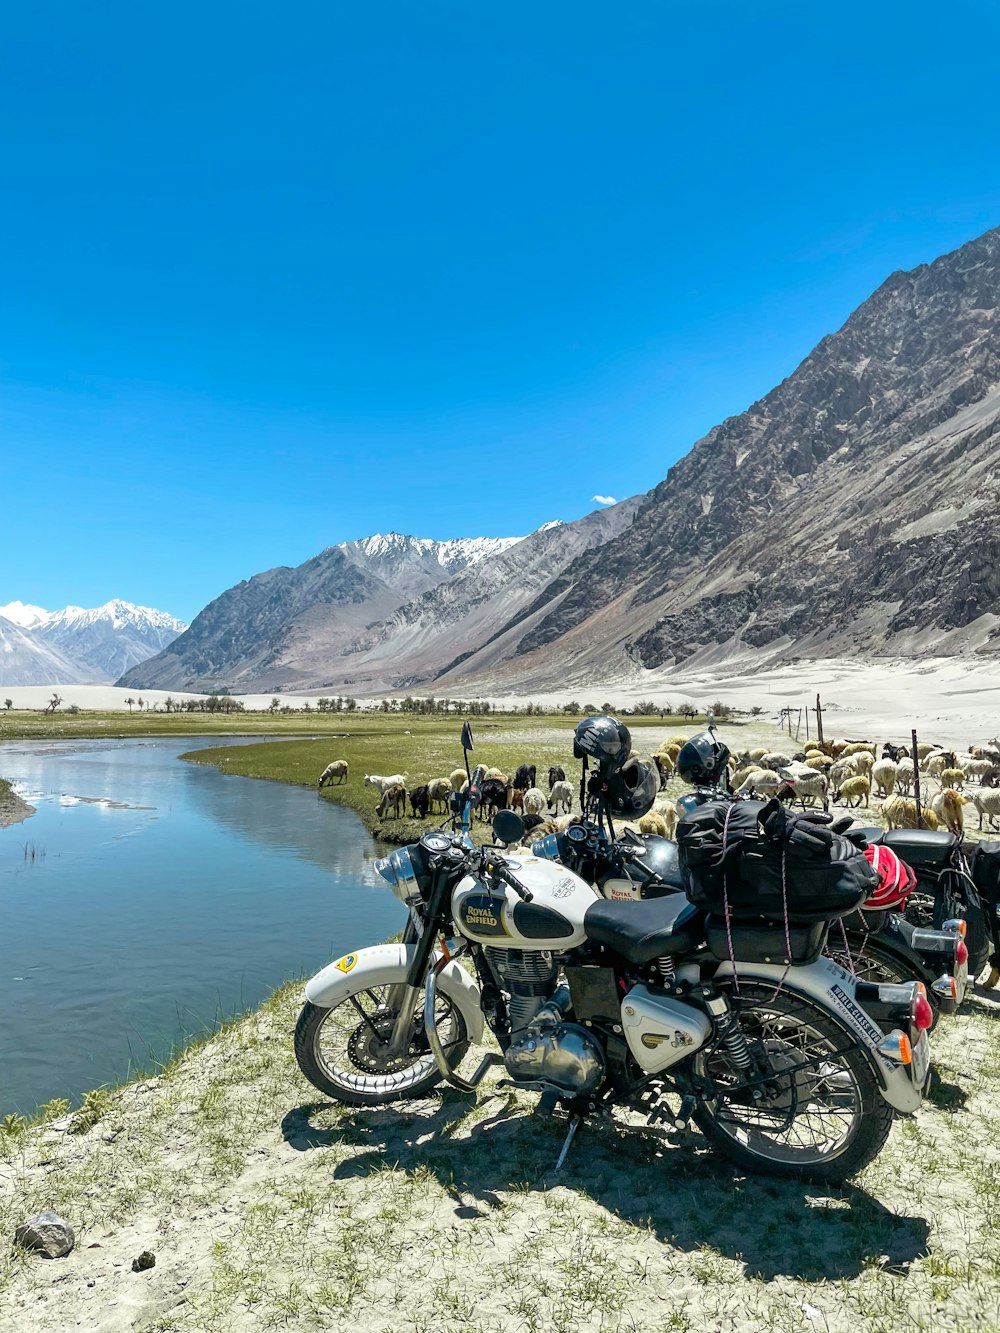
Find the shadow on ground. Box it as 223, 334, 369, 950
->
281, 1094, 929, 1283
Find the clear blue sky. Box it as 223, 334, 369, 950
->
3, 1, 999, 623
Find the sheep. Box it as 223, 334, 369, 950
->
653, 754, 673, 789
735, 768, 786, 799
748, 748, 768, 763
523, 787, 547, 817
638, 812, 668, 837
547, 765, 566, 791
972, 790, 1000, 832
982, 767, 1000, 789
871, 758, 898, 800
840, 742, 876, 758
427, 778, 452, 813
513, 764, 537, 791
940, 767, 966, 790
804, 753, 833, 771
930, 788, 965, 836
760, 752, 792, 771
652, 797, 679, 839
778, 768, 829, 811
377, 783, 407, 819
510, 790, 525, 813
485, 768, 510, 784
836, 775, 870, 808
318, 759, 348, 787
364, 772, 408, 794
829, 756, 862, 790
449, 768, 468, 792
852, 752, 874, 775
409, 784, 430, 819
915, 741, 943, 761
895, 758, 915, 795
548, 780, 573, 815
882, 795, 940, 831
965, 758, 996, 783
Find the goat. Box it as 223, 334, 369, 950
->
510, 789, 525, 813
514, 764, 537, 791
318, 760, 348, 787
365, 772, 407, 795
409, 784, 430, 819
882, 795, 940, 831
548, 765, 566, 791
479, 778, 509, 821
377, 784, 407, 819
930, 788, 964, 837
973, 789, 1000, 832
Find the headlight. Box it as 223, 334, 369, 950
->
375, 847, 421, 906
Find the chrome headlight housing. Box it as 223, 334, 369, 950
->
375, 847, 422, 906
531, 832, 561, 862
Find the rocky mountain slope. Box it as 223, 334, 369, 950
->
453, 224, 1000, 692
0, 601, 187, 688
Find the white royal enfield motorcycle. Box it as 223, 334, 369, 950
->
296, 736, 931, 1182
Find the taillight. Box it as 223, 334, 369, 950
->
956, 939, 969, 967
877, 1031, 913, 1065
913, 982, 934, 1032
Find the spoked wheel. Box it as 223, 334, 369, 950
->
294, 982, 470, 1106
693, 985, 892, 1182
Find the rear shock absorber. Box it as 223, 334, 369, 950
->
702, 990, 754, 1075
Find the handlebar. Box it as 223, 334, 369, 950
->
484, 856, 534, 903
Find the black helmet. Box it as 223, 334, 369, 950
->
605, 753, 658, 819
676, 730, 731, 787
573, 715, 632, 772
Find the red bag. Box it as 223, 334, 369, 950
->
863, 844, 916, 910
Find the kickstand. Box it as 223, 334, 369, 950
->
555, 1115, 581, 1171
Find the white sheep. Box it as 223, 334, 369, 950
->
638, 811, 668, 837
930, 788, 965, 836
779, 767, 829, 810
547, 780, 573, 815
760, 751, 793, 771
523, 787, 547, 817
895, 758, 915, 795
364, 772, 408, 794
318, 759, 348, 787
940, 767, 965, 790
883, 795, 940, 831
966, 758, 995, 783
652, 797, 679, 839
972, 789, 1000, 832
449, 768, 468, 792
871, 758, 898, 800
485, 767, 509, 784
427, 778, 452, 812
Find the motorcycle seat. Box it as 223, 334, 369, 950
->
583, 894, 705, 965
881, 828, 957, 867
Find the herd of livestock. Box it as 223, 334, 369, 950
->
317, 733, 1000, 840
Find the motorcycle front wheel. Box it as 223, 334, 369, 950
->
294, 982, 470, 1106
692, 984, 893, 1183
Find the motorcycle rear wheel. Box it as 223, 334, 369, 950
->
692, 985, 893, 1183
295, 982, 470, 1106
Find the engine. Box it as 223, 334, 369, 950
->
485, 947, 606, 1096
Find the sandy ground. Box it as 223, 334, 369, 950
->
2, 977, 1000, 1333
0, 785, 33, 829
5, 654, 1000, 750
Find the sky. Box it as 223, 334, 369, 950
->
3, 1, 1000, 624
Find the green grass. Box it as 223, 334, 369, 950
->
177, 711, 709, 845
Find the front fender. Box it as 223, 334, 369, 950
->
713, 955, 926, 1115
304, 942, 485, 1044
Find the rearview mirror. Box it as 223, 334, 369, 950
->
493, 809, 525, 845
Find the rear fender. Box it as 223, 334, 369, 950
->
304, 943, 485, 1043
712, 955, 925, 1114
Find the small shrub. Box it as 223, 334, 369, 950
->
69, 1088, 113, 1134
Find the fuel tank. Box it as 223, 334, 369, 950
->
452, 856, 600, 949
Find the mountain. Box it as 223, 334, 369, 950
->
122, 223, 1000, 698
118, 513, 638, 693
442, 223, 1000, 691
0, 601, 188, 687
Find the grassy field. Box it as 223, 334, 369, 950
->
177, 712, 717, 845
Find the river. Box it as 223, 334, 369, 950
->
0, 737, 405, 1116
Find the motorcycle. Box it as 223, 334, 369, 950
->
295, 728, 932, 1183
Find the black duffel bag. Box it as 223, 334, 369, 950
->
678, 796, 877, 924
971, 841, 1000, 907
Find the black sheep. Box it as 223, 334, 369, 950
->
409, 784, 430, 819
513, 763, 537, 791
479, 778, 509, 820
547, 765, 566, 791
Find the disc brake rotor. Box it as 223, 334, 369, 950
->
346, 1011, 422, 1074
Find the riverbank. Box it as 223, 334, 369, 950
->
3, 971, 1000, 1331
0, 778, 33, 829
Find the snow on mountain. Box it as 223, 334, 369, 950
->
0, 601, 49, 628
0, 600, 188, 687
0, 615, 91, 687
338, 532, 525, 593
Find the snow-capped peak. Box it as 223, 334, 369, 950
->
0, 600, 50, 628
43, 600, 187, 635
536, 520, 564, 533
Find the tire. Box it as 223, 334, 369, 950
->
692, 984, 894, 1183
294, 981, 471, 1106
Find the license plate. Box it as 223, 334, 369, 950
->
954, 957, 969, 1003
911, 1029, 930, 1089
409, 904, 425, 938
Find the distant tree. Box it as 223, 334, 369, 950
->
44, 693, 63, 714
137, 697, 144, 712
163, 696, 175, 713
269, 696, 280, 714
582, 703, 597, 714
125, 697, 135, 714
563, 701, 581, 714
600, 703, 615, 715
710, 700, 733, 720
750, 705, 764, 717
67, 704, 80, 715
678, 702, 698, 719
3, 699, 11, 711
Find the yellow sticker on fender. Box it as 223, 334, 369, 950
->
334, 954, 357, 973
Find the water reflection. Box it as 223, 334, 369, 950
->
0, 738, 404, 1115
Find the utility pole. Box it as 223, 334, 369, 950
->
815, 694, 825, 745
912, 728, 922, 828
